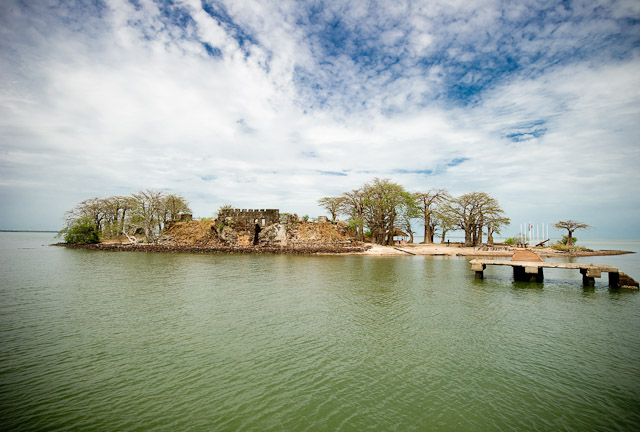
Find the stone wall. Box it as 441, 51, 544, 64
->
218, 209, 280, 227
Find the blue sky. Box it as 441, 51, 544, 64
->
1, 0, 639, 239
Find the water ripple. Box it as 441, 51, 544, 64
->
1, 235, 640, 431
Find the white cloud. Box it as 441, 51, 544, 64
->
0, 0, 638, 237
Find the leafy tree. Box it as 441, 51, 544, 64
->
554, 219, 590, 246
432, 209, 456, 244
415, 189, 451, 244
61, 217, 100, 244
341, 188, 366, 241
440, 192, 509, 246
396, 195, 421, 243
362, 178, 413, 245
317, 196, 347, 222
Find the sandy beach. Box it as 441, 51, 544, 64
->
356, 243, 634, 258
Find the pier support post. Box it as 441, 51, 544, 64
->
609, 272, 620, 288
471, 263, 486, 279
580, 269, 596, 286
513, 266, 543, 283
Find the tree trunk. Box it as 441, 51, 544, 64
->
464, 227, 473, 246
120, 208, 127, 234
424, 220, 434, 244
567, 230, 574, 246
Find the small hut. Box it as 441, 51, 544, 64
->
392, 228, 410, 245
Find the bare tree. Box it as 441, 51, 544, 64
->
131, 189, 166, 243
159, 193, 191, 230
440, 192, 508, 246
317, 196, 347, 222
396, 195, 420, 243
65, 197, 106, 233
415, 189, 451, 244
486, 215, 511, 245
432, 209, 456, 244
342, 188, 366, 241
554, 220, 591, 246
62, 191, 192, 243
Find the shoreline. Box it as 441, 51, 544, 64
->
55, 242, 635, 258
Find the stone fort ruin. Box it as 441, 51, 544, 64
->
218, 208, 280, 245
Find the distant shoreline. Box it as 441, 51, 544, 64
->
1, 230, 58, 233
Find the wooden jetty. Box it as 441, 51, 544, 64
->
470, 249, 639, 289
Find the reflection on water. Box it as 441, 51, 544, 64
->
1, 233, 639, 431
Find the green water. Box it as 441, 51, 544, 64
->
1, 232, 639, 431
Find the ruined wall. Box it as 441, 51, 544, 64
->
218, 209, 280, 227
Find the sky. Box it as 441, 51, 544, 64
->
1, 0, 639, 239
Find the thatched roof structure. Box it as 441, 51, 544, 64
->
391, 228, 409, 238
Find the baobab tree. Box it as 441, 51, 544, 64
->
554, 220, 591, 246
317, 196, 347, 222
415, 188, 451, 244
341, 188, 366, 241
440, 192, 509, 246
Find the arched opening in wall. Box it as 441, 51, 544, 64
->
253, 220, 261, 245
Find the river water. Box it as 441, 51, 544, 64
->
1, 232, 639, 431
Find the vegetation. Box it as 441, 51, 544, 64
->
557, 234, 577, 245
62, 189, 191, 244
64, 183, 593, 251
59, 217, 100, 244
439, 192, 510, 246
318, 180, 510, 246
215, 204, 233, 219
415, 189, 451, 244
317, 197, 347, 222
554, 220, 590, 247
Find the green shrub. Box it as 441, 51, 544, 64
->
557, 235, 577, 245
504, 237, 519, 245
62, 218, 100, 244
551, 244, 591, 252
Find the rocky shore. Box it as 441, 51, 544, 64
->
58, 242, 634, 257
59, 242, 369, 255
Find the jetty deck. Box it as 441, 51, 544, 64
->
470, 249, 638, 288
